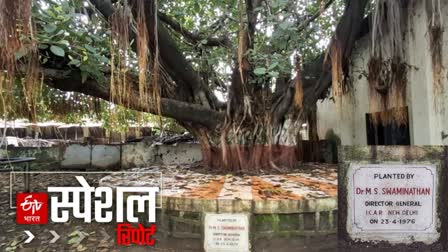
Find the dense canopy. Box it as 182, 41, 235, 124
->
0, 0, 376, 171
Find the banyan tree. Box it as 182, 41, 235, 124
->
1, 0, 438, 172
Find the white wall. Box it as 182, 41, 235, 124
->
317, 0, 448, 145
317, 35, 371, 145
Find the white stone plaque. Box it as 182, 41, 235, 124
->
204, 213, 250, 252
347, 164, 438, 244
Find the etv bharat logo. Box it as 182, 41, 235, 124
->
15, 176, 159, 246
21, 195, 43, 214
16, 193, 48, 224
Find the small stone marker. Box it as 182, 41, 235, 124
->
347, 164, 438, 244
204, 213, 250, 252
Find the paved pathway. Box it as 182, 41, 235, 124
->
100, 165, 337, 201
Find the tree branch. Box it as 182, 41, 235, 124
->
42, 68, 224, 129
296, 0, 335, 33
158, 12, 231, 48
303, 0, 370, 107
90, 0, 214, 107
272, 0, 370, 123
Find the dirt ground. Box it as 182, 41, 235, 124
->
0, 172, 339, 252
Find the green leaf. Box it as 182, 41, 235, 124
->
84, 44, 96, 53
254, 67, 266, 76
90, 34, 103, 43
279, 21, 290, 30
38, 44, 49, 50
99, 56, 109, 63
269, 71, 279, 78
50, 45, 65, 57
277, 0, 288, 7
268, 62, 279, 70
58, 40, 70, 46
15, 47, 28, 60
54, 30, 65, 36
81, 71, 88, 83
194, 2, 200, 12
67, 237, 78, 245
43, 23, 57, 33
68, 59, 81, 66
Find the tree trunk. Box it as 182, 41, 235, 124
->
187, 116, 308, 173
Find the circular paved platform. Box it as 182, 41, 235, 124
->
99, 165, 337, 214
